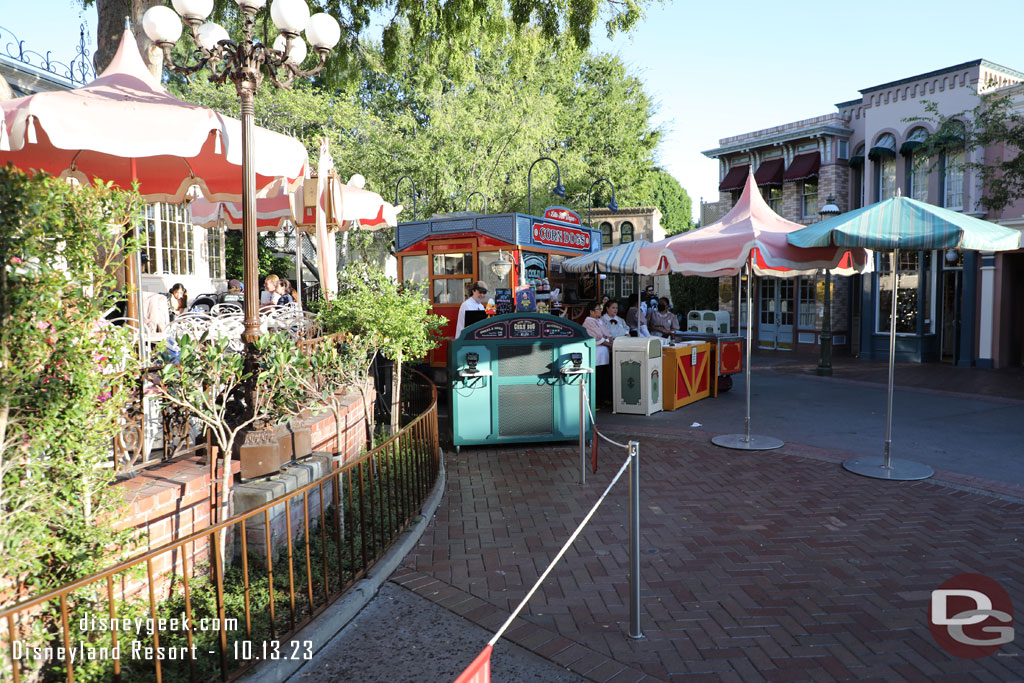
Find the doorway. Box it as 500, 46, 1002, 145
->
940, 268, 962, 364
759, 277, 794, 349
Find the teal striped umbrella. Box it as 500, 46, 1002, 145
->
787, 195, 1021, 251
788, 195, 1021, 482
562, 240, 651, 274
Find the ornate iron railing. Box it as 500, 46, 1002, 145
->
1, 370, 439, 682
0, 23, 95, 87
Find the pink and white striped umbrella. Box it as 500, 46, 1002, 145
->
636, 172, 869, 277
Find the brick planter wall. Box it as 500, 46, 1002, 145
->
111, 391, 370, 600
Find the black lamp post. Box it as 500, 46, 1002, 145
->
465, 191, 488, 214
527, 156, 565, 216
395, 175, 417, 221
587, 178, 619, 226
817, 196, 842, 376
143, 0, 341, 347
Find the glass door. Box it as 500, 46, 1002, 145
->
758, 277, 794, 349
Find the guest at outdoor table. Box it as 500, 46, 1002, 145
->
261, 274, 281, 306
600, 300, 629, 339
582, 301, 612, 406
647, 297, 680, 337
624, 293, 651, 338
277, 278, 294, 306
220, 279, 244, 304
168, 283, 187, 321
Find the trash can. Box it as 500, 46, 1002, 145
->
612, 337, 663, 415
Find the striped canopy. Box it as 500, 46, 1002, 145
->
637, 172, 869, 277
787, 195, 1022, 252
562, 240, 650, 274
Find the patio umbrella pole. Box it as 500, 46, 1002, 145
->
712, 255, 783, 451
842, 247, 933, 480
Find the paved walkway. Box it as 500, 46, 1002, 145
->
393, 433, 1024, 681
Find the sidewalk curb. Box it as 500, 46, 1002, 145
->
242, 450, 447, 683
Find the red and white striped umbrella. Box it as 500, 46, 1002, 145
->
636, 172, 869, 277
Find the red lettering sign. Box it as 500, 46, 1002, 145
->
532, 223, 591, 250
543, 207, 582, 225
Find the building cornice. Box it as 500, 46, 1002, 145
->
703, 123, 852, 159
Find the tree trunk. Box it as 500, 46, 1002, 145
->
389, 354, 403, 433
95, 0, 163, 79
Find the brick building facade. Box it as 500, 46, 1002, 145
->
701, 60, 1024, 366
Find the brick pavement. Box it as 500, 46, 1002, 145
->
393, 433, 1024, 682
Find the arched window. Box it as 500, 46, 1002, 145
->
619, 221, 634, 243
850, 144, 866, 209
600, 221, 613, 245
870, 134, 897, 201
904, 127, 929, 202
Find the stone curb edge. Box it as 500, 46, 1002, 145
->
388, 569, 660, 683
241, 449, 448, 683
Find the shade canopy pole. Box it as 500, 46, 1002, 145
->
711, 252, 783, 451
842, 246, 933, 480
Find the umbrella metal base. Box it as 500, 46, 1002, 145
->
842, 456, 933, 481
712, 434, 784, 451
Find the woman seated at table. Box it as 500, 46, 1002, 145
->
582, 301, 613, 405
647, 297, 680, 337
600, 300, 629, 339
624, 293, 651, 338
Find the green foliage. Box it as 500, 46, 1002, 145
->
223, 230, 293, 282
644, 168, 693, 236
318, 264, 445, 364
0, 168, 143, 680
909, 92, 1024, 213
173, 22, 668, 225
669, 275, 719, 316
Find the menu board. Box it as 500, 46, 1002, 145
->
472, 322, 507, 339
494, 288, 513, 315
510, 319, 540, 338
542, 321, 575, 338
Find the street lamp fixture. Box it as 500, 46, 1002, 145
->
465, 191, 488, 214
587, 177, 618, 226
527, 156, 565, 217
142, 0, 341, 347
817, 196, 842, 377
490, 249, 513, 279
395, 175, 417, 221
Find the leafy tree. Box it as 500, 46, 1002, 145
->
317, 264, 445, 432
644, 168, 693, 235
224, 229, 294, 282
0, 169, 143, 680
88, 0, 648, 85
910, 92, 1024, 214
151, 331, 295, 563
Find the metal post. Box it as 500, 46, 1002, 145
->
817, 269, 832, 376
579, 378, 586, 485
628, 440, 642, 639
744, 259, 753, 442
294, 226, 302, 309
240, 87, 259, 345
884, 248, 898, 469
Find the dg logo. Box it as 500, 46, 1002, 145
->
929, 573, 1014, 659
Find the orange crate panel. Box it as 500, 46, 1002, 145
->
662, 343, 711, 411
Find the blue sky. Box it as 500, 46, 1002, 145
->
6, 1, 1024, 220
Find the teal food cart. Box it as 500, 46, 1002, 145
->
450, 313, 595, 451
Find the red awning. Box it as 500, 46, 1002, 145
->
783, 152, 820, 182
754, 159, 784, 186
718, 164, 750, 191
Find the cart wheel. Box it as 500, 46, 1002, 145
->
718, 375, 733, 393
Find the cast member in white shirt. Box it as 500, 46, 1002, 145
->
455, 280, 489, 336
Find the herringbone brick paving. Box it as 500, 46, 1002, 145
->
394, 432, 1024, 681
